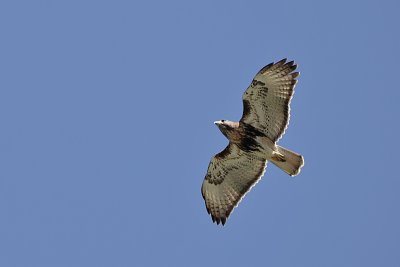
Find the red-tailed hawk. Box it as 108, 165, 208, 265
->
201, 59, 304, 225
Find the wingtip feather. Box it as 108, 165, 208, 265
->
278, 58, 287, 64
286, 60, 295, 67
221, 217, 226, 225
292, 72, 300, 78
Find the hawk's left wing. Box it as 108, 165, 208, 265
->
240, 59, 299, 142
201, 143, 267, 225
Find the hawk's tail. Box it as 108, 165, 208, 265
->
271, 146, 304, 176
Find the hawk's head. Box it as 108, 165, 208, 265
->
214, 120, 239, 140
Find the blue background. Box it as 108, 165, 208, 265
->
1, 1, 399, 266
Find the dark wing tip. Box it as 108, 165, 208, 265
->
277, 58, 287, 64
212, 215, 221, 225
206, 206, 211, 214
286, 60, 295, 66
260, 58, 292, 74
221, 217, 226, 225
285, 60, 297, 71
210, 215, 227, 226
292, 71, 300, 78
259, 62, 274, 73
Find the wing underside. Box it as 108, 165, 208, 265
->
241, 59, 299, 142
201, 143, 267, 225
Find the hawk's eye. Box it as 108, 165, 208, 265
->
221, 120, 225, 123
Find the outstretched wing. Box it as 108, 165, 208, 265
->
240, 59, 299, 142
201, 143, 267, 225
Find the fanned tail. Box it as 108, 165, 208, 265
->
270, 145, 304, 176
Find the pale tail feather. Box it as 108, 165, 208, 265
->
270, 146, 304, 176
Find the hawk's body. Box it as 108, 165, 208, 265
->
202, 59, 304, 225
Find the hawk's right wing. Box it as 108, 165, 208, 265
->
201, 143, 267, 225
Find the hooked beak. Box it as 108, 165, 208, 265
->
214, 120, 221, 125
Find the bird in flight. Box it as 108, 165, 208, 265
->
201, 59, 304, 225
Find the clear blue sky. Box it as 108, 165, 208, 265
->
1, 0, 399, 266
